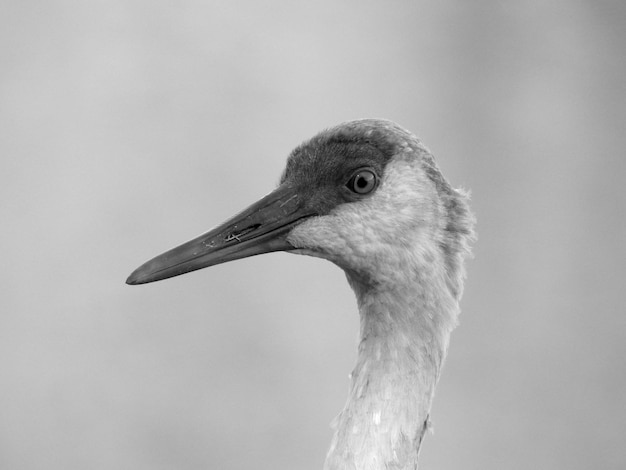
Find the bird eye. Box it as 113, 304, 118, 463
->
347, 169, 378, 195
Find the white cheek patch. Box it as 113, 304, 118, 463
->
288, 159, 432, 246
286, 157, 438, 276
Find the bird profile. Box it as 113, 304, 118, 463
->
127, 119, 475, 470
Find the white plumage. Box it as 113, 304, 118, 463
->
128, 119, 475, 469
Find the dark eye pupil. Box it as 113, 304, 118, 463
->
348, 170, 377, 194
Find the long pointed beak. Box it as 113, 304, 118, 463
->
126, 184, 313, 285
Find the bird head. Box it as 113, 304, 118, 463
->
127, 119, 474, 296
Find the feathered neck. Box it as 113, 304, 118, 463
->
323, 188, 474, 470
323, 264, 457, 470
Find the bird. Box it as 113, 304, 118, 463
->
127, 119, 475, 470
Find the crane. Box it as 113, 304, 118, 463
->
127, 119, 475, 469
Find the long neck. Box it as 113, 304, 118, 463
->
324, 269, 458, 470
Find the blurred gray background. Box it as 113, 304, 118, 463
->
1, 1, 624, 469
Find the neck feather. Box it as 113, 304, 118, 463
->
324, 262, 459, 470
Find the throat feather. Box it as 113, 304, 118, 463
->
324, 272, 457, 470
